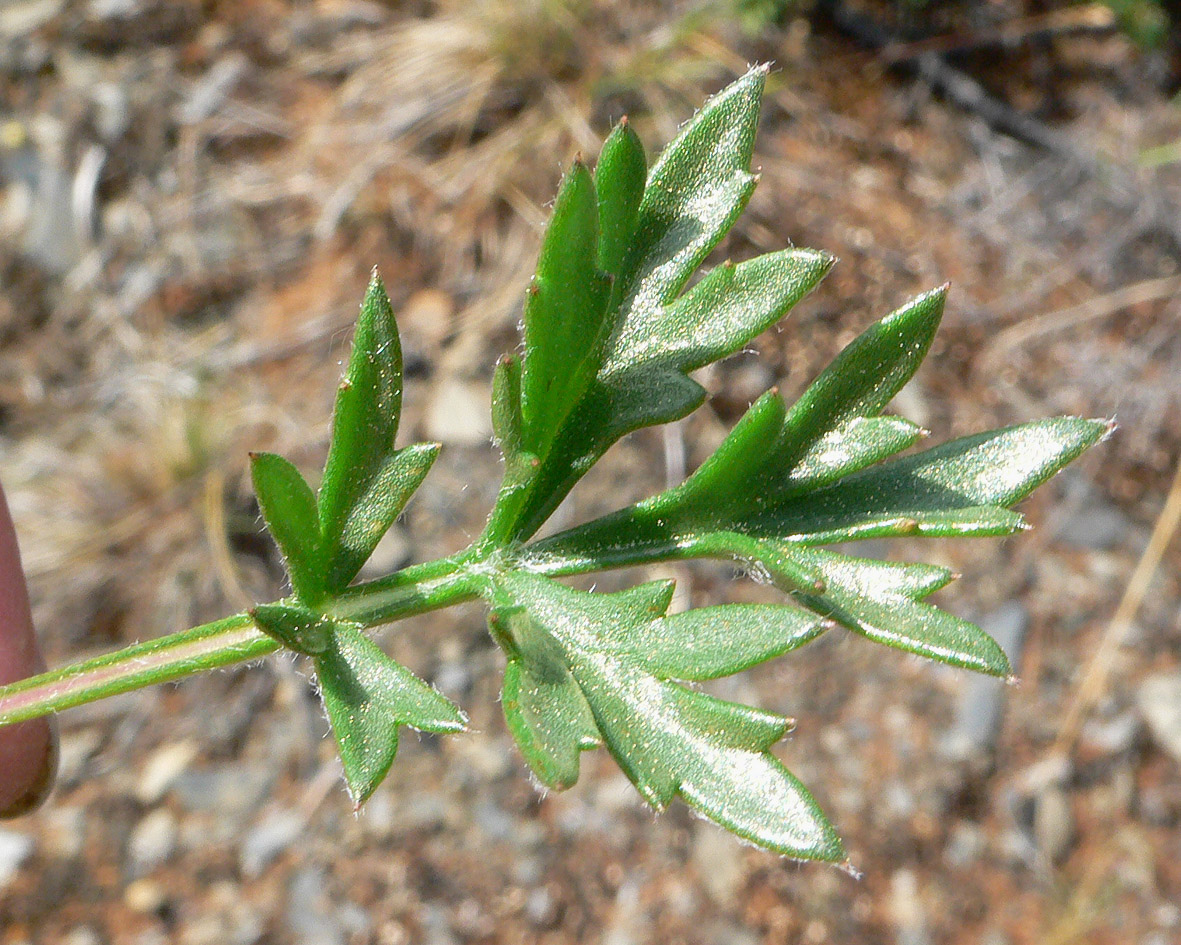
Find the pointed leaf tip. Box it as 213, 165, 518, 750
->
491, 573, 843, 862
318, 623, 466, 806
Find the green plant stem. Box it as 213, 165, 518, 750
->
0, 530, 812, 728
0, 552, 482, 727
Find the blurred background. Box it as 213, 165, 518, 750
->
1, 1, 1179, 943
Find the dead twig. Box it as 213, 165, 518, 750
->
879, 6, 1117, 66
1052, 455, 1181, 758
979, 275, 1181, 369
816, 0, 1095, 163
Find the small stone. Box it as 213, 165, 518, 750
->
424, 378, 491, 446
692, 823, 744, 904
0, 0, 63, 36
944, 821, 984, 868
55, 730, 102, 787
125, 878, 167, 914
172, 764, 272, 818
1137, 673, 1181, 764
524, 887, 556, 926
889, 869, 932, 945
286, 867, 345, 945
42, 806, 86, 859
399, 288, 455, 352
433, 660, 472, 699
240, 809, 304, 878
1033, 787, 1073, 864
940, 602, 1028, 763
136, 741, 198, 804
1080, 711, 1139, 757
1056, 497, 1131, 549
127, 809, 177, 875
0, 830, 34, 890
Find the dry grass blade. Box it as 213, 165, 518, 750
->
980, 275, 1181, 369
1053, 455, 1181, 757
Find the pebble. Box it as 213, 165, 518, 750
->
286, 866, 346, 945
940, 602, 1028, 763
127, 809, 178, 875
240, 809, 305, 878
524, 887, 557, 926
691, 823, 744, 904
42, 806, 86, 859
0, 829, 34, 890
0, 0, 63, 37
1056, 495, 1131, 549
1033, 787, 1073, 864
889, 869, 932, 945
172, 764, 273, 818
136, 740, 199, 804
424, 378, 491, 446
124, 878, 167, 914
55, 729, 102, 787
1136, 672, 1181, 764
1080, 711, 1139, 757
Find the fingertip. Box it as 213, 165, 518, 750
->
0, 482, 57, 816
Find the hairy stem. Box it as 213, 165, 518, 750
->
0, 530, 769, 728
0, 552, 482, 726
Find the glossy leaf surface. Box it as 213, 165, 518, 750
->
250, 451, 324, 603
491, 572, 844, 862
527, 290, 1107, 674
318, 271, 407, 590
317, 622, 466, 806
494, 67, 833, 542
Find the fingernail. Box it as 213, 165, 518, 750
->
0, 717, 57, 819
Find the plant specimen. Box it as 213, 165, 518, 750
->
0, 66, 1107, 866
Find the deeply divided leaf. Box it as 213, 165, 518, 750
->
493, 66, 834, 542
490, 572, 844, 863
318, 271, 406, 589
317, 622, 466, 807
526, 289, 1106, 675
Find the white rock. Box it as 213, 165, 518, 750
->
0, 830, 34, 890
240, 810, 304, 878
424, 379, 491, 446
128, 809, 177, 874
1138, 672, 1181, 763
136, 741, 198, 804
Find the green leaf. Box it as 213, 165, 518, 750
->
750, 418, 1107, 543
494, 67, 833, 542
519, 161, 613, 457
325, 443, 439, 592
318, 271, 406, 569
317, 622, 466, 807
781, 546, 1011, 676
491, 572, 843, 862
625, 604, 828, 681
663, 287, 946, 519
250, 451, 324, 603
251, 602, 337, 656
778, 286, 945, 454
595, 117, 647, 284
494, 605, 601, 790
